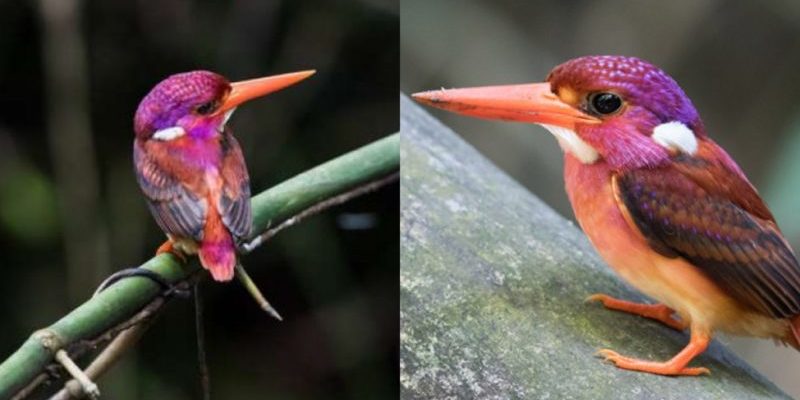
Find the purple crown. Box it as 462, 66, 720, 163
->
548, 55, 702, 132
134, 71, 229, 137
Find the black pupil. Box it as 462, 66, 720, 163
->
196, 101, 216, 115
591, 93, 622, 115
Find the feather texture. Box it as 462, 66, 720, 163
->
134, 140, 207, 241
613, 139, 800, 318
218, 132, 252, 245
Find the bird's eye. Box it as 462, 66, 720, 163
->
195, 100, 218, 115
588, 92, 623, 115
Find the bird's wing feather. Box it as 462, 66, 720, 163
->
670, 139, 775, 222
134, 140, 207, 241
613, 139, 800, 318
217, 132, 252, 245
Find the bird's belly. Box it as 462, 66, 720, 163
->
563, 156, 787, 338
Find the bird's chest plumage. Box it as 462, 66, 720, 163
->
155, 136, 224, 194
169, 137, 222, 172
562, 155, 652, 282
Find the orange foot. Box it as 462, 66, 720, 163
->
597, 331, 711, 376
586, 294, 687, 331
156, 239, 188, 263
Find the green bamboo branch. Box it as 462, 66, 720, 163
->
0, 133, 399, 399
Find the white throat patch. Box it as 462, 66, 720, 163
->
217, 108, 236, 133
152, 126, 186, 141
651, 121, 697, 155
539, 124, 599, 164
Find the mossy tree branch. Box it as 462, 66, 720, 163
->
399, 94, 792, 399
0, 133, 399, 399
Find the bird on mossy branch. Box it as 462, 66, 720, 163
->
123, 69, 313, 316
413, 55, 800, 376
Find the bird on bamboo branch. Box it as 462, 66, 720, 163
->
413, 55, 800, 376
123, 69, 314, 316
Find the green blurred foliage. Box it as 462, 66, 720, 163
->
0, 165, 59, 244
764, 114, 800, 241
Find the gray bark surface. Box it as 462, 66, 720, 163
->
399, 94, 791, 400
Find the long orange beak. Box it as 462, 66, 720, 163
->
412, 82, 600, 129
218, 70, 316, 113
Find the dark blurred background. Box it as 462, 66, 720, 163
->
402, 0, 800, 397
0, 0, 398, 398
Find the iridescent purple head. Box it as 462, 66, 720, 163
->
134, 71, 231, 140
544, 55, 705, 169
548, 55, 703, 134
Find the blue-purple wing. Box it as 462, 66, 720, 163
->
133, 140, 207, 241
217, 132, 252, 245
614, 162, 800, 318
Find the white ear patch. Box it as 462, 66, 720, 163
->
539, 124, 599, 164
651, 121, 697, 155
152, 126, 186, 141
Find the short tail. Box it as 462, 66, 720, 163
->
198, 207, 238, 281
199, 240, 236, 281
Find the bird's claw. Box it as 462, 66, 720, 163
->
595, 348, 710, 376
156, 240, 188, 263
585, 293, 687, 331
596, 348, 623, 364
585, 293, 609, 304
689, 367, 711, 376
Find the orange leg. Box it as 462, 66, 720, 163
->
597, 330, 711, 376
156, 239, 187, 263
586, 294, 687, 331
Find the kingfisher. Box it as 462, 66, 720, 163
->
413, 55, 800, 376
133, 70, 314, 282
